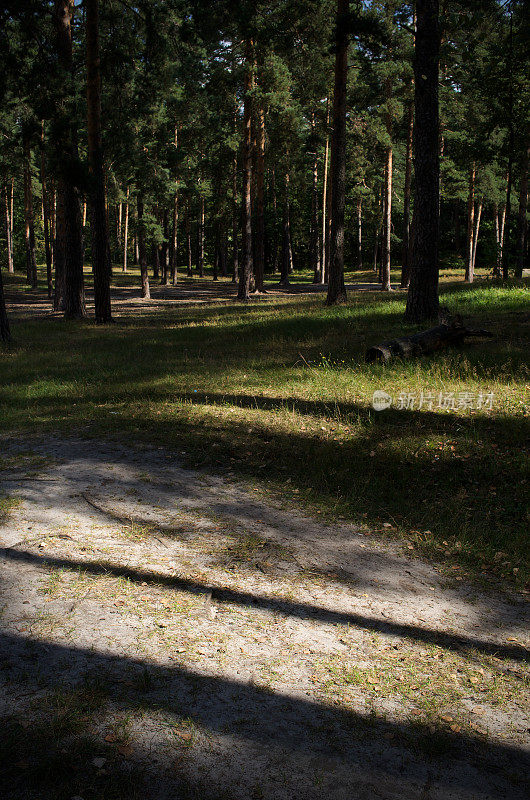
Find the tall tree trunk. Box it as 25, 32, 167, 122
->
280, 171, 291, 287
405, 0, 440, 322
356, 197, 362, 270
382, 69, 393, 291
321, 96, 330, 284
254, 97, 265, 292
515, 140, 529, 278
82, 200, 87, 227
238, 38, 254, 301
123, 186, 129, 272
471, 198, 483, 274
326, 0, 349, 305
465, 162, 475, 282
232, 153, 239, 283
502, 7, 514, 280
0, 262, 10, 343
4, 184, 14, 274
86, 0, 112, 322
186, 200, 192, 277
310, 114, 321, 283
40, 133, 53, 299
171, 192, 178, 285
400, 98, 414, 287
161, 208, 170, 285
23, 137, 38, 288
198, 198, 205, 278
53, 0, 85, 319
382, 142, 393, 290
137, 196, 150, 299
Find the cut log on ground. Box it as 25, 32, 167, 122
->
366, 316, 494, 364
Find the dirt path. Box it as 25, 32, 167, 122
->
0, 436, 528, 799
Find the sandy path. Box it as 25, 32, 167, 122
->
0, 436, 528, 799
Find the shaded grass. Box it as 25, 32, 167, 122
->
1, 271, 528, 587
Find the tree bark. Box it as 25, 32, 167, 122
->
86, 0, 112, 322
53, 0, 85, 318
185, 199, 192, 277
4, 184, 14, 274
326, 0, 349, 305
321, 96, 330, 284
137, 196, 150, 299
232, 152, 239, 283
123, 186, 129, 272
254, 96, 265, 292
40, 138, 53, 299
197, 198, 205, 278
356, 197, 362, 270
310, 115, 321, 283
23, 136, 38, 288
0, 262, 10, 343
400, 98, 414, 287
471, 197, 482, 274
515, 140, 529, 278
465, 162, 475, 282
404, 0, 440, 323
171, 192, 178, 284
238, 38, 254, 300
382, 141, 393, 290
280, 171, 291, 287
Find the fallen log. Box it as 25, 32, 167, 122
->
365, 315, 494, 364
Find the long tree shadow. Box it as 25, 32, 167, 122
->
1, 547, 528, 664
0, 630, 528, 800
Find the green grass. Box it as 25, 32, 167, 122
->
1, 266, 528, 587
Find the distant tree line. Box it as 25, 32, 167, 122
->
0, 0, 528, 339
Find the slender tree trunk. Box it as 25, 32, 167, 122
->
382, 141, 393, 290
9, 178, 14, 247
310, 114, 321, 283
123, 186, 129, 272
232, 153, 239, 283
198, 198, 205, 278
404, 0, 440, 322
321, 96, 330, 284
382, 67, 393, 291
137, 196, 150, 299
117, 201, 122, 259
471, 198, 482, 274
186, 200, 192, 277
356, 197, 362, 270
161, 208, 170, 284
171, 192, 178, 284
238, 38, 254, 301
53, 0, 85, 319
502, 8, 514, 280
465, 162, 475, 282
400, 99, 414, 287
82, 200, 87, 227
280, 171, 291, 287
254, 97, 265, 292
86, 0, 112, 322
4, 184, 14, 274
40, 135, 53, 299
23, 137, 38, 288
515, 140, 529, 278
326, 0, 349, 305
0, 262, 10, 343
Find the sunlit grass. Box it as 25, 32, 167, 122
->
1, 268, 528, 588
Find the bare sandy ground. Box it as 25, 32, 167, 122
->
0, 436, 528, 799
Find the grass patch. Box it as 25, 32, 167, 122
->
1, 268, 528, 588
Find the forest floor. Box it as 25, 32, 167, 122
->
0, 266, 529, 798
0, 435, 528, 800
